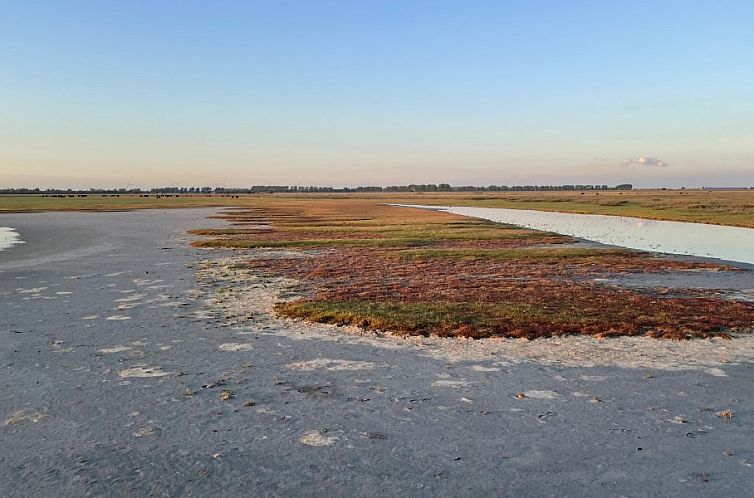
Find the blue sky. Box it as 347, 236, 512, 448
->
1, 1, 753, 188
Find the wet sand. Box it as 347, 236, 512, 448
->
1, 209, 754, 497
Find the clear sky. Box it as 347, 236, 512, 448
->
2, 1, 753, 189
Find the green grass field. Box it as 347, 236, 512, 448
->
2, 190, 753, 227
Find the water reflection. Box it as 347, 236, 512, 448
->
0, 227, 23, 251
399, 205, 754, 266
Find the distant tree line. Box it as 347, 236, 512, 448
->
379, 183, 634, 192
0, 184, 635, 195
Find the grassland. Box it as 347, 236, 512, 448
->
191, 198, 754, 340
411, 189, 754, 228
2, 189, 754, 227
0, 194, 239, 212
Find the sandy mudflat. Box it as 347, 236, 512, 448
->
2, 208, 754, 497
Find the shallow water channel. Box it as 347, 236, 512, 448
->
398, 205, 754, 266
0, 227, 22, 251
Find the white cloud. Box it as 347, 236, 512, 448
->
621, 156, 668, 167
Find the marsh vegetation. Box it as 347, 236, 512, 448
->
192, 199, 754, 340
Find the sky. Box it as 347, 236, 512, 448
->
1, 1, 753, 189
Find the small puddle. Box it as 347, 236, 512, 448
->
0, 227, 24, 251
396, 205, 754, 266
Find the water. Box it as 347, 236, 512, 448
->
0, 227, 23, 251
397, 205, 754, 266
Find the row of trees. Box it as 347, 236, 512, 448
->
380, 184, 634, 192
1, 184, 634, 195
